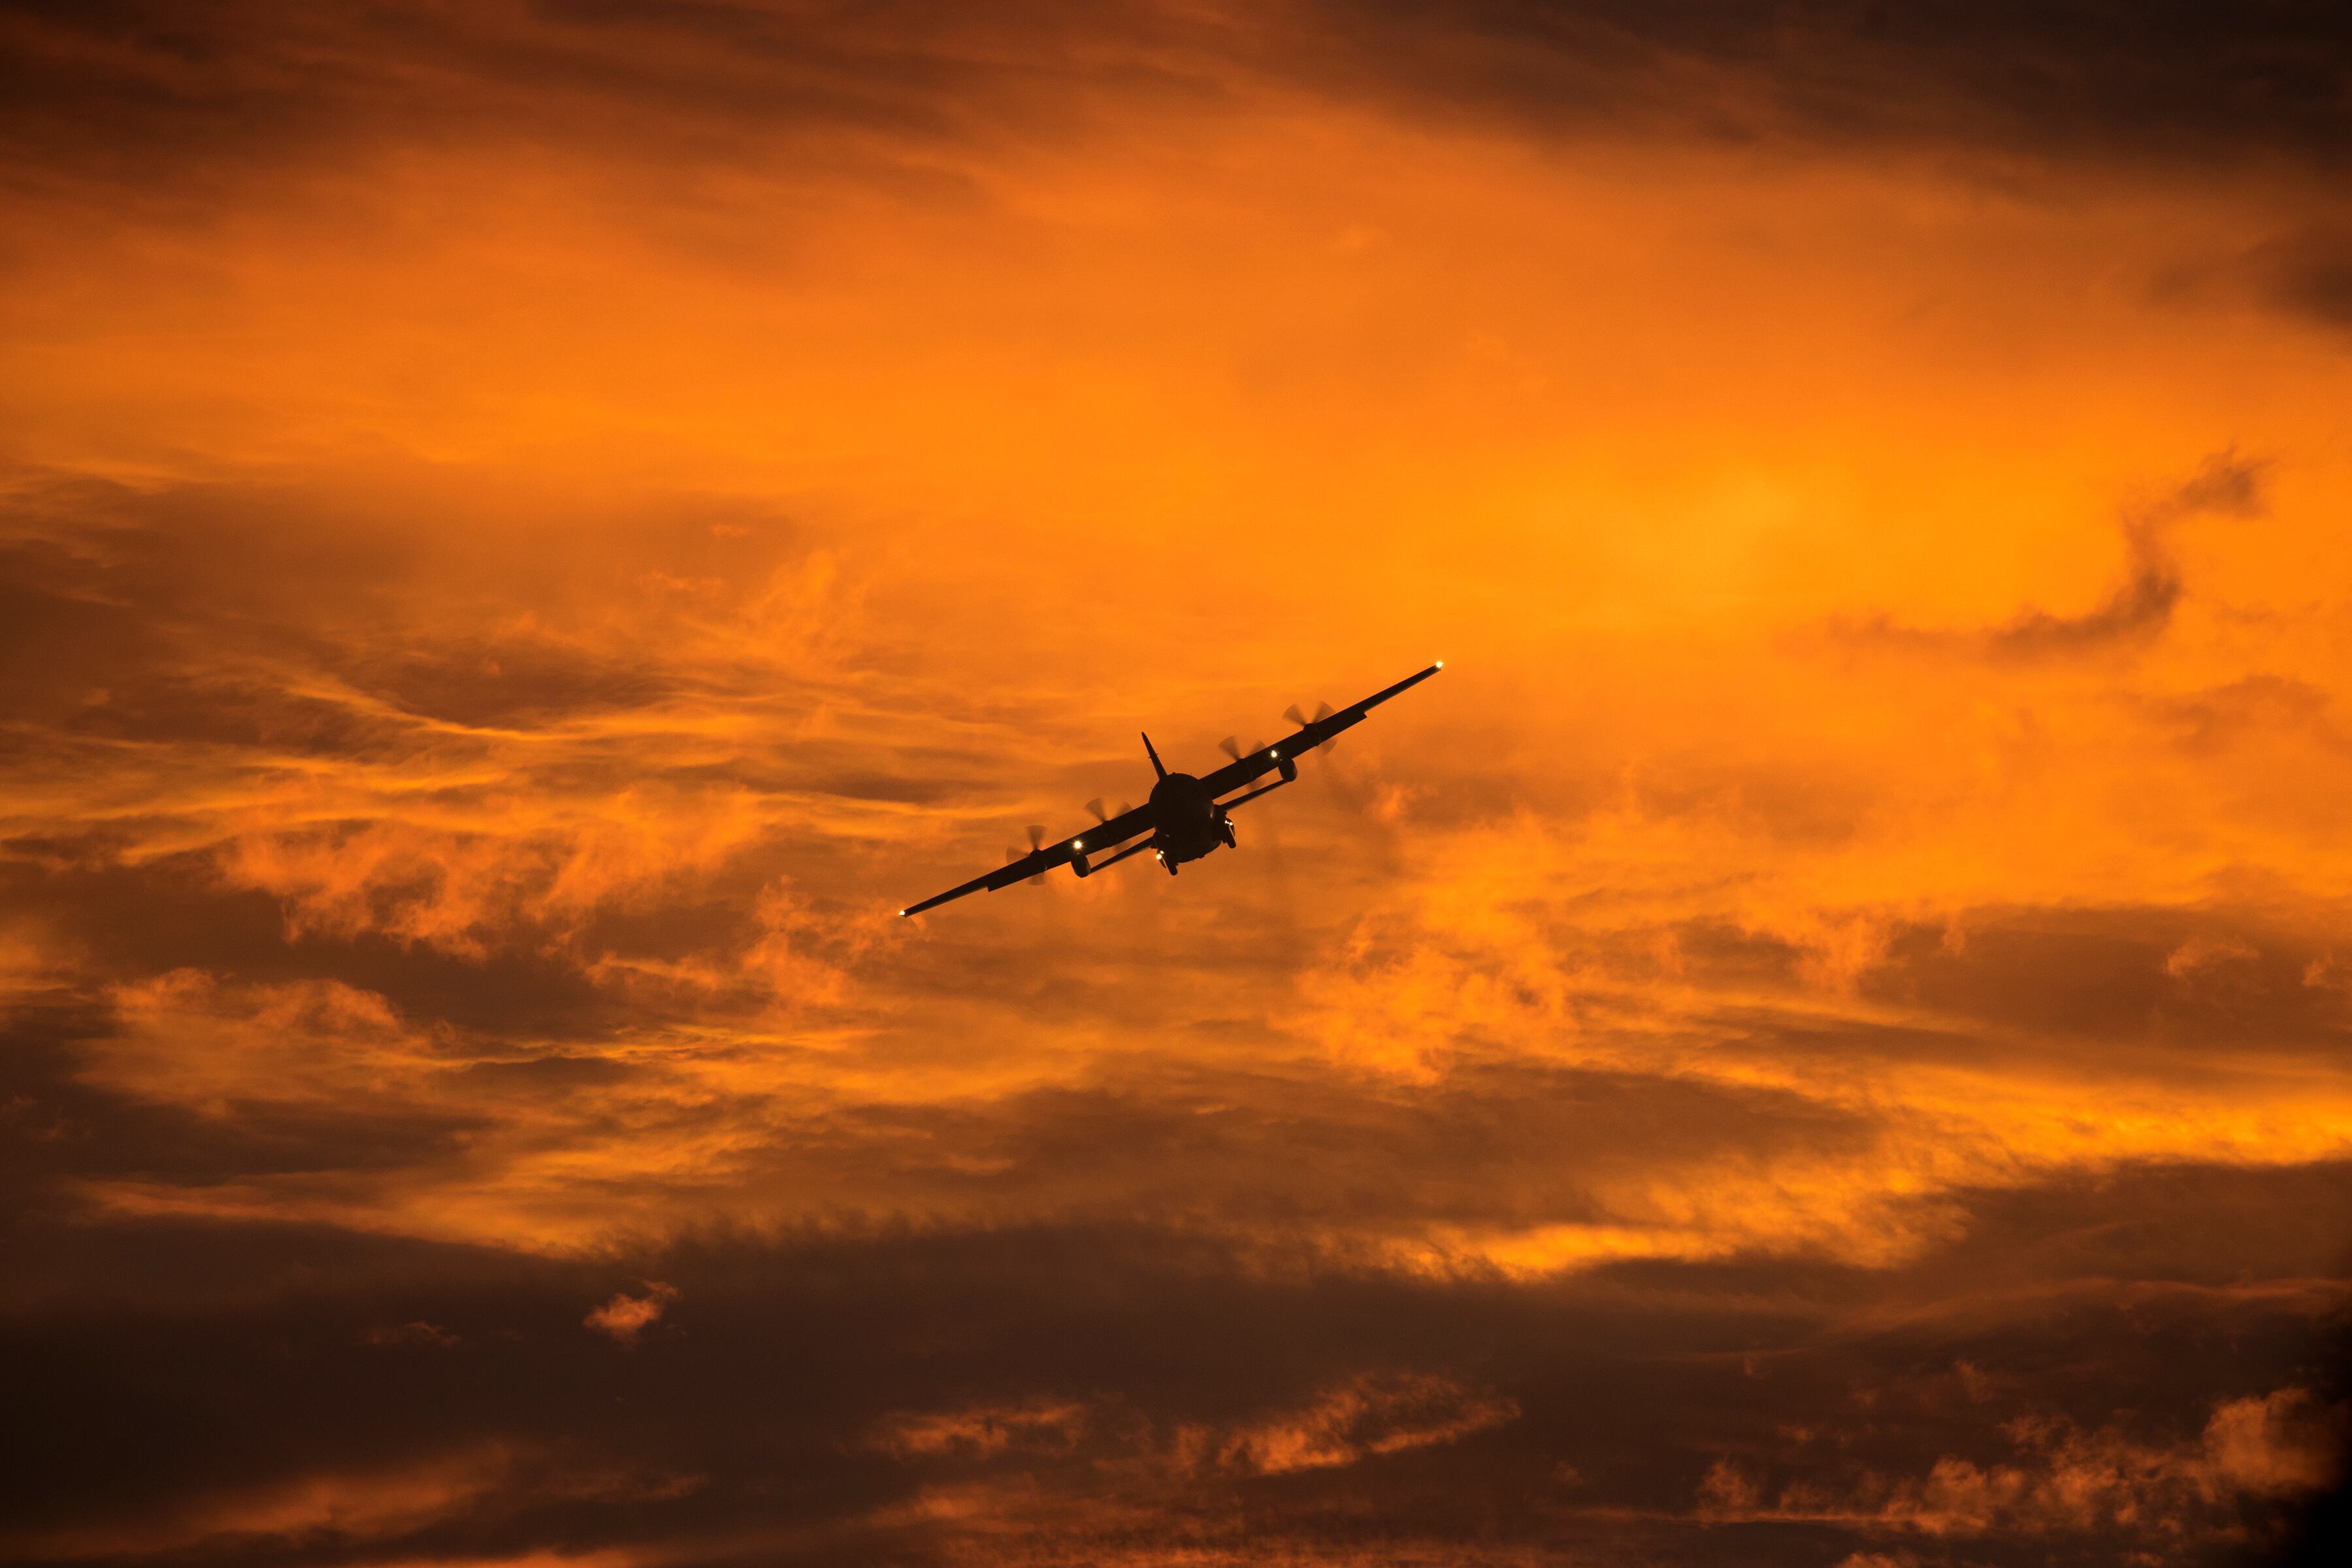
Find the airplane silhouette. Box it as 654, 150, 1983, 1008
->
901, 662, 1443, 916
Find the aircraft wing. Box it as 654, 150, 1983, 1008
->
900, 799, 1156, 917
1199, 661, 1443, 801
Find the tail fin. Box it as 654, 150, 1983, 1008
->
1141, 732, 1167, 780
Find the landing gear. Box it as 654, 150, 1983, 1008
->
1158, 850, 1179, 877
1218, 815, 1237, 850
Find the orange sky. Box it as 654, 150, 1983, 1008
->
6, 4, 2352, 1565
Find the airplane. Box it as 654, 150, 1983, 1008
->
900, 661, 1443, 917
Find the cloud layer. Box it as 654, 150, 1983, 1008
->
5, 5, 2352, 1566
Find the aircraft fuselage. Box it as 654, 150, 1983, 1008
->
1146, 772, 1233, 868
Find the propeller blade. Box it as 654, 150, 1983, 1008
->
1118, 801, 1134, 817
1313, 700, 1333, 723
1026, 825, 1047, 851
1218, 735, 1241, 760
1283, 704, 1308, 727
1085, 798, 1109, 823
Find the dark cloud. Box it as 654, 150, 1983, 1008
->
2, 1168, 2342, 1567
0, 985, 488, 1217
742, 1058, 1886, 1237
2147, 674, 2340, 756
0, 467, 837, 740
2252, 227, 2352, 332
0, 0, 1226, 213
1294, 1, 2352, 169
1859, 902, 2352, 1056
1364, 2, 2333, 163
3, 0, 2345, 219
1, 853, 619, 1036
1833, 451, 2267, 661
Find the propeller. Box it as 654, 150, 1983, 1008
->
1218, 736, 1241, 761
1083, 799, 1136, 849
1284, 700, 1335, 728
1007, 825, 1048, 884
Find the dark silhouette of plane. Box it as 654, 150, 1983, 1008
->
900, 662, 1444, 917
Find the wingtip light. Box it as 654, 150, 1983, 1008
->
1435, 659, 1444, 669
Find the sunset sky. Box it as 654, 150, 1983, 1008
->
7, 4, 2352, 1565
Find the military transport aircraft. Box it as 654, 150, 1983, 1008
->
900, 662, 1443, 917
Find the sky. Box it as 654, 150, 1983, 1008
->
6, 3, 2352, 1564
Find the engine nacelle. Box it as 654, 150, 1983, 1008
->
1277, 757, 1298, 783
1071, 851, 1091, 877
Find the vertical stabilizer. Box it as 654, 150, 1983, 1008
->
1141, 732, 1167, 779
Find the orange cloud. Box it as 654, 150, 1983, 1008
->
1, 1441, 698, 1563
584, 1282, 679, 1345
1704, 1387, 2343, 1543
8, 6, 2352, 1566
1190, 1371, 1520, 1477
870, 1400, 1092, 1462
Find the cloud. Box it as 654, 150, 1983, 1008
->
7, 7, 2352, 1563
1192, 1369, 1520, 1475
7, 0, 2347, 221
1834, 451, 2268, 661
3, 1434, 701, 1563
1281, 1, 2352, 172
585, 1282, 678, 1345
0, 0, 1230, 217
0, 466, 892, 1036
870, 1398, 1093, 1462
2164, 932, 2261, 978
1703, 1386, 2344, 1544
868, 1371, 1515, 1478
1282, 801, 2352, 1274
4, 1202, 2342, 1566
2249, 227, 2352, 334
